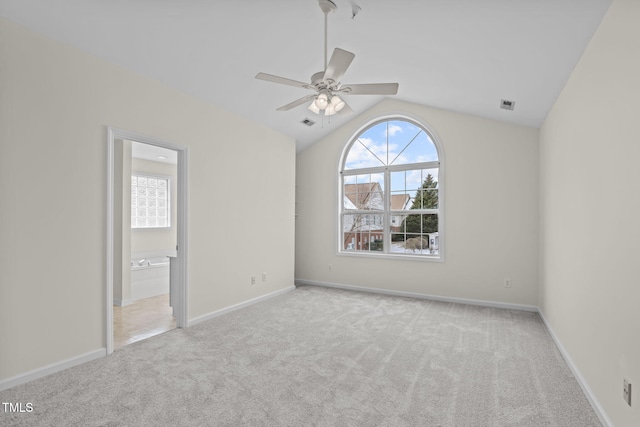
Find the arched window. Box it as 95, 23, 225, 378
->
339, 117, 442, 259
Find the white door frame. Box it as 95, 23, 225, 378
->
106, 127, 189, 355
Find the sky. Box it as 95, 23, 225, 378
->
343, 120, 439, 194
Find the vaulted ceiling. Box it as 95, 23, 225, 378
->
0, 0, 611, 151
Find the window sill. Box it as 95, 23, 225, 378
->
337, 250, 444, 263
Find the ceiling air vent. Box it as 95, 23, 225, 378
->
500, 99, 516, 111
301, 118, 316, 127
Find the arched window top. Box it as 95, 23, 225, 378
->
343, 119, 439, 170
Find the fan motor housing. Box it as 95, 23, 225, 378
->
318, 0, 337, 14
311, 71, 326, 86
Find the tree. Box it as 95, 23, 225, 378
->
402, 174, 438, 235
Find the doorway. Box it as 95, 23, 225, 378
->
107, 128, 188, 355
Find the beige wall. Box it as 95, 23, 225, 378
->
113, 139, 132, 304
539, 0, 639, 425
296, 98, 539, 306
0, 18, 295, 381
130, 156, 178, 255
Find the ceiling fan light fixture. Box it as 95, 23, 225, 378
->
330, 95, 345, 112
325, 104, 337, 116
308, 101, 321, 114
315, 92, 329, 109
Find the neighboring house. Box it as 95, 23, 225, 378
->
390, 194, 411, 232
343, 183, 384, 211
343, 183, 384, 250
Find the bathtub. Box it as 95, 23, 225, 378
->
130, 255, 170, 301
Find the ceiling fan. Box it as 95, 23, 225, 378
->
255, 0, 399, 117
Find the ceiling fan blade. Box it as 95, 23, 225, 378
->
276, 94, 317, 111
340, 83, 399, 95
323, 48, 355, 83
338, 101, 354, 116
255, 72, 310, 89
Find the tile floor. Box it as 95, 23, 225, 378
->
113, 294, 176, 349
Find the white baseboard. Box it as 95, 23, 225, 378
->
537, 310, 613, 427
295, 279, 539, 312
113, 298, 134, 307
0, 348, 106, 392
188, 286, 296, 327
1, 288, 295, 391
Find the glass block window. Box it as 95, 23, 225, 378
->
131, 174, 170, 228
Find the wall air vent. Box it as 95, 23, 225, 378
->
301, 118, 316, 127
500, 99, 516, 111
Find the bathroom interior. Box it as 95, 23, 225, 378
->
113, 139, 178, 349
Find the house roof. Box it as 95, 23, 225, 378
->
344, 186, 411, 211
344, 183, 382, 210
390, 194, 411, 211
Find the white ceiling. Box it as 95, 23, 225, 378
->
0, 0, 611, 152
131, 141, 177, 165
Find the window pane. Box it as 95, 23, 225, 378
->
388, 123, 439, 165
343, 174, 384, 211
344, 139, 386, 169
414, 188, 439, 210
390, 193, 412, 211
342, 213, 384, 252
391, 168, 439, 211
406, 169, 438, 192
131, 174, 170, 229
344, 122, 390, 169
406, 214, 438, 234
390, 214, 439, 255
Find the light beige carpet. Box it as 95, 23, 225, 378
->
0, 285, 601, 426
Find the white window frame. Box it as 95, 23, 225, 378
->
338, 115, 444, 262
131, 172, 171, 229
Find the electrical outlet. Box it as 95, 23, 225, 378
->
624, 379, 632, 406
328, 264, 332, 271
251, 276, 256, 285
504, 278, 512, 288
262, 272, 267, 282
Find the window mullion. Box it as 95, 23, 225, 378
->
384, 168, 391, 254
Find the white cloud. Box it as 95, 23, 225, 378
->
344, 138, 385, 169
406, 170, 424, 189
385, 124, 403, 137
